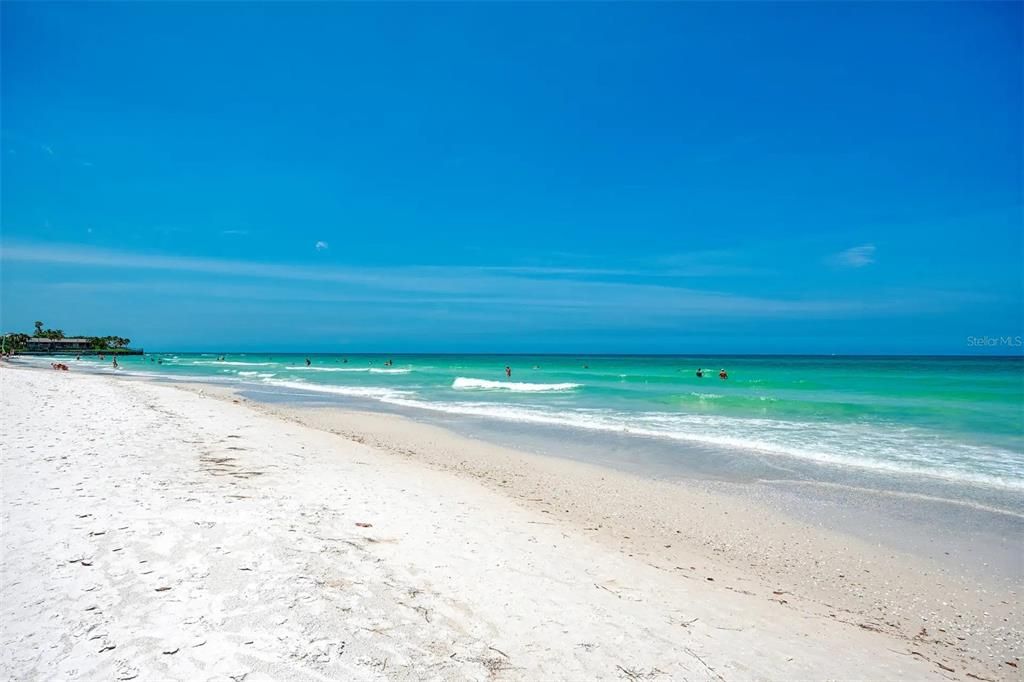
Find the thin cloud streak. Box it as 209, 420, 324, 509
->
833, 244, 876, 268
2, 241, 970, 321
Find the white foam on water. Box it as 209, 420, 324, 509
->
369, 368, 412, 374
261, 378, 411, 401
187, 361, 275, 367
238, 371, 277, 379
452, 377, 580, 392
379, 397, 1024, 491
285, 366, 371, 372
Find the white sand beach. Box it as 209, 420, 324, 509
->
1, 365, 1019, 680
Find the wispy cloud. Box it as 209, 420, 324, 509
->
0, 241, 957, 323
654, 250, 769, 277
315, 240, 329, 251
221, 229, 249, 236
41, 144, 54, 156
832, 244, 876, 268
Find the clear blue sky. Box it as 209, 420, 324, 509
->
1, 2, 1021, 353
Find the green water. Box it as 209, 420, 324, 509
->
58, 353, 1024, 489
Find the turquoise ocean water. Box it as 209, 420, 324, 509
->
57, 353, 1023, 495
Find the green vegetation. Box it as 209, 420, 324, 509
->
88, 336, 133, 350
32, 320, 67, 339
3, 333, 31, 351
3, 321, 135, 353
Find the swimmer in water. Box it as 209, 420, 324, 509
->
505, 365, 512, 378
305, 357, 311, 366
719, 368, 728, 380
696, 368, 704, 378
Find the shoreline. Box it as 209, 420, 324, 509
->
210, 378, 1024, 585
23, 353, 1024, 500
3, 364, 1021, 679
170, 376, 1023, 675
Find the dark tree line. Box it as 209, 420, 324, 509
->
3, 321, 131, 350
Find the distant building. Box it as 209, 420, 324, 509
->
25, 338, 93, 352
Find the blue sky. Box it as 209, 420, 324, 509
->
1, 2, 1021, 353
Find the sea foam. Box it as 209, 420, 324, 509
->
260, 378, 410, 401
380, 397, 1024, 491
190, 361, 275, 367
452, 377, 580, 392
285, 366, 370, 372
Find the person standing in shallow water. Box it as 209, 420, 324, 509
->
305, 357, 311, 366
505, 365, 512, 378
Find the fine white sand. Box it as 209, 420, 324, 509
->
0, 366, 1013, 680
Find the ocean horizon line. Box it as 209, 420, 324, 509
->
133, 350, 1024, 360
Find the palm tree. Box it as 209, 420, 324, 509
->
3, 333, 30, 352
33, 321, 44, 336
